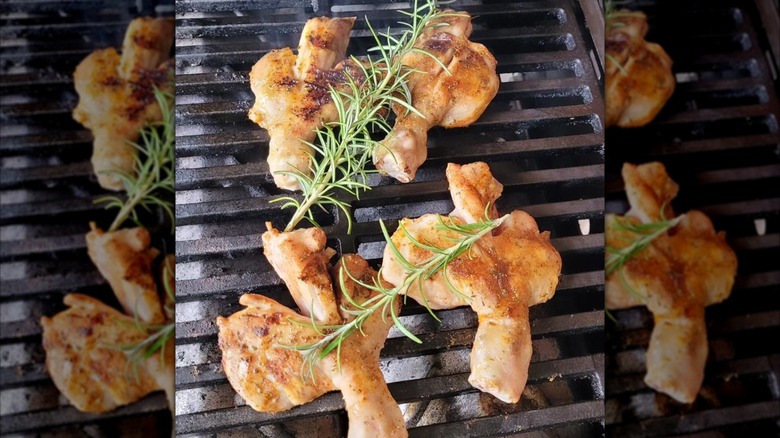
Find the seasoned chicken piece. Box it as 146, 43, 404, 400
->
248, 17, 356, 191
40, 294, 170, 413
606, 162, 737, 403
217, 255, 406, 438
72, 17, 173, 191
381, 163, 562, 403
373, 12, 499, 182
86, 223, 165, 324
262, 223, 339, 325
605, 9, 674, 128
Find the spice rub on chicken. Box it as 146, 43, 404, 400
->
381, 162, 562, 403
217, 254, 407, 438
40, 294, 173, 413
605, 8, 675, 128
605, 162, 737, 403
72, 17, 173, 191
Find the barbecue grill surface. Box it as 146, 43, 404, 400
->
0, 1, 174, 435
174, 0, 606, 436
604, 0, 780, 435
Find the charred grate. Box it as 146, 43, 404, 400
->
604, 0, 780, 436
0, 1, 174, 436
173, 0, 606, 436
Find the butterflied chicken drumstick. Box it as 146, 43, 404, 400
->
40, 294, 172, 413
381, 162, 562, 403
217, 254, 407, 438
605, 9, 675, 127
72, 17, 173, 191
248, 17, 357, 191
373, 12, 499, 183
606, 162, 737, 403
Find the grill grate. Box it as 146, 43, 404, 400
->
0, 1, 174, 435
604, 0, 780, 436
174, 0, 606, 436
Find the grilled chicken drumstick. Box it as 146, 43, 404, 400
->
217, 254, 406, 438
40, 294, 173, 413
605, 9, 674, 127
606, 162, 737, 403
72, 17, 173, 190
381, 162, 562, 403
373, 12, 499, 183
248, 17, 357, 191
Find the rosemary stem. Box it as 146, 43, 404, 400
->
285, 184, 326, 232
284, 133, 344, 231
108, 181, 148, 232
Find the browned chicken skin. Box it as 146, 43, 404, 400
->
248, 17, 357, 191
605, 10, 675, 128
606, 162, 738, 403
381, 163, 562, 403
262, 223, 340, 324
217, 254, 407, 438
373, 12, 499, 182
72, 17, 173, 191
40, 294, 172, 413
86, 223, 165, 324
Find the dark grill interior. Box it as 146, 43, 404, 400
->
174, 0, 605, 436
0, 1, 174, 435
605, 0, 780, 435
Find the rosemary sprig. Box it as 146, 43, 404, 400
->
274, 0, 462, 233
605, 213, 684, 277
289, 212, 508, 379
96, 86, 175, 233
